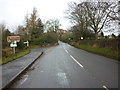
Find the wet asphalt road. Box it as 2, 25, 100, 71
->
11, 41, 118, 88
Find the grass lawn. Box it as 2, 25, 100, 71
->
70, 43, 119, 60
1, 49, 30, 65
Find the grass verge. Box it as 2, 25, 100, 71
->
1, 49, 30, 65
70, 43, 119, 61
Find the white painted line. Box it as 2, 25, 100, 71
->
70, 55, 84, 68
65, 50, 69, 53
102, 85, 109, 90
20, 75, 28, 85
20, 78, 28, 85
63, 46, 69, 54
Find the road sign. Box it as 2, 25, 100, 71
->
10, 40, 17, 54
10, 41, 17, 47
7, 36, 20, 42
81, 37, 83, 40
24, 41, 29, 47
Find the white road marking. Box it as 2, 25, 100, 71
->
63, 46, 83, 68
102, 85, 109, 90
63, 46, 69, 53
65, 50, 69, 53
70, 55, 84, 68
20, 75, 28, 85
20, 78, 28, 85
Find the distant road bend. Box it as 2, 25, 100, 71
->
11, 41, 118, 89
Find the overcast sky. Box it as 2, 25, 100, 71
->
0, 0, 81, 32
0, 0, 118, 35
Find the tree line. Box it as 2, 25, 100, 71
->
1, 7, 61, 50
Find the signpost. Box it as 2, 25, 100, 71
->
7, 36, 20, 42
81, 37, 83, 40
10, 41, 17, 54
24, 41, 29, 47
7, 36, 20, 54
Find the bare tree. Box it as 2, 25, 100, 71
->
84, 1, 115, 39
66, 1, 117, 39
45, 19, 61, 33
108, 1, 120, 21
66, 2, 91, 39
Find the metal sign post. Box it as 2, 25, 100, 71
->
24, 41, 29, 47
10, 41, 17, 54
13, 47, 15, 54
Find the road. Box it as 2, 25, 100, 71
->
10, 41, 118, 89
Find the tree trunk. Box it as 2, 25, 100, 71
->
95, 33, 98, 40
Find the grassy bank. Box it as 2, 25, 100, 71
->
1, 49, 30, 65
70, 43, 119, 61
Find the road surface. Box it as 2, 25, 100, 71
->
11, 41, 118, 89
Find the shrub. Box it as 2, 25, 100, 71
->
78, 39, 119, 51
45, 35, 58, 43
31, 35, 58, 45
2, 49, 30, 64
17, 40, 27, 49
2, 47, 13, 57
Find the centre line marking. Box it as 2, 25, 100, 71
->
63, 46, 68, 53
65, 50, 69, 53
70, 55, 84, 68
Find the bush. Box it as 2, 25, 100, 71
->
2, 49, 30, 65
31, 38, 43, 45
77, 39, 119, 51
31, 35, 58, 45
45, 35, 58, 43
17, 40, 27, 49
2, 47, 13, 57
